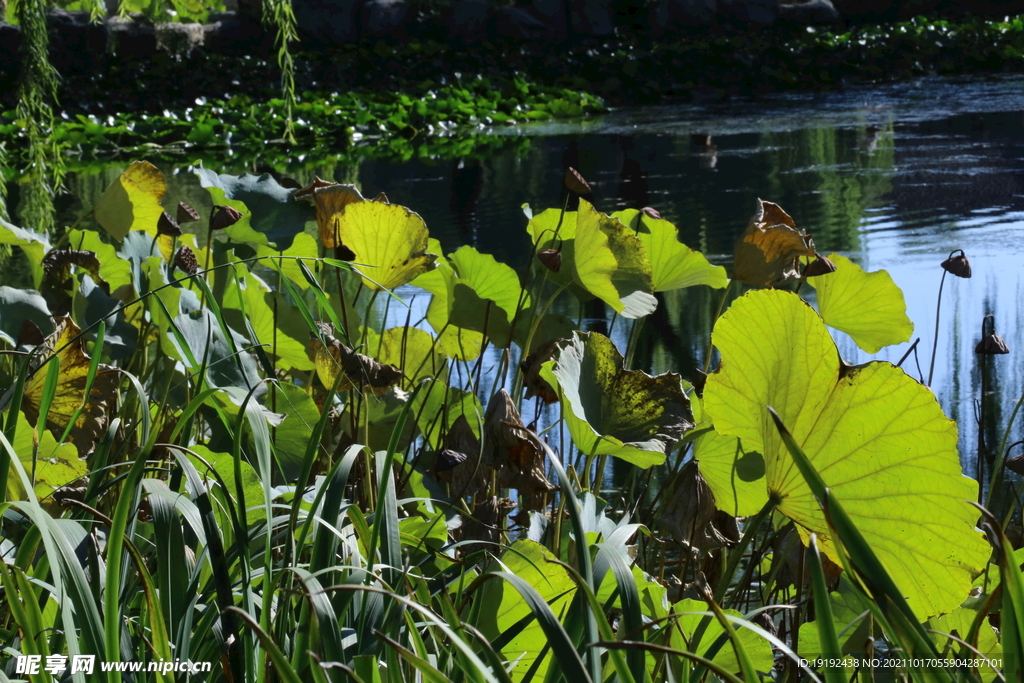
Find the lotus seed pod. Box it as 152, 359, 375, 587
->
176, 201, 200, 224
803, 254, 837, 278
157, 211, 181, 236
537, 248, 562, 273
210, 205, 243, 231
174, 245, 199, 275
976, 334, 1009, 355
941, 250, 971, 278
564, 167, 591, 195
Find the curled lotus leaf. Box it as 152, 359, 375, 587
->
309, 321, 402, 394
519, 338, 562, 405
657, 460, 738, 553
94, 161, 168, 241
306, 182, 365, 249
411, 240, 484, 361
483, 389, 555, 500
807, 252, 912, 354
540, 332, 693, 469
702, 289, 989, 617
733, 198, 815, 288
448, 246, 528, 348
21, 317, 119, 456
434, 414, 488, 498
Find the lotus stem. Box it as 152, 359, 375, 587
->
702, 280, 733, 374
926, 267, 947, 387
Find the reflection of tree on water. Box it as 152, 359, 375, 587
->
450, 158, 483, 242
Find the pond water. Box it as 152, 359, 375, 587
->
10, 73, 1024, 484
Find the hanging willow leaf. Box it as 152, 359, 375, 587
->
702, 289, 989, 617
733, 198, 815, 288
21, 317, 119, 456
309, 321, 402, 394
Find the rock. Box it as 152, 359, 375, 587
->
531, 0, 570, 36
47, 10, 109, 73
107, 15, 158, 59
292, 0, 362, 45
648, 0, 718, 35
155, 22, 205, 58
719, 0, 779, 25
444, 0, 493, 43
568, 0, 616, 35
495, 6, 550, 40
830, 0, 898, 21
204, 15, 268, 55
360, 0, 410, 40
779, 0, 840, 23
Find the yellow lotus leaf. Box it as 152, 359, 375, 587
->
733, 199, 814, 288
22, 317, 119, 456
93, 161, 168, 241
309, 182, 365, 248
335, 200, 437, 290
309, 322, 402, 393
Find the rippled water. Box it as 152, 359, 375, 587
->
17, 73, 1024, 480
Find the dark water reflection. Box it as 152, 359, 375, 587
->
11, 74, 1024, 482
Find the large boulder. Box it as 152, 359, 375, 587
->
779, 0, 841, 23
568, 0, 617, 35
203, 15, 268, 54
107, 14, 158, 59
360, 0, 410, 40
718, 0, 779, 25
292, 0, 363, 45
47, 9, 109, 73
444, 0, 492, 43
648, 0, 718, 35
155, 22, 205, 58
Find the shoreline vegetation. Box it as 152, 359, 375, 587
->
1, 13, 1023, 173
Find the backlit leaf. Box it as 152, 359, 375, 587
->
411, 240, 483, 360
670, 599, 775, 675
540, 332, 692, 469
0, 287, 53, 346
0, 216, 50, 287
309, 321, 402, 393
702, 289, 989, 617
335, 199, 437, 290
808, 252, 913, 354
449, 246, 527, 348
613, 209, 728, 291
94, 161, 167, 241
9, 409, 86, 504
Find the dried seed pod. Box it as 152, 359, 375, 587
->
209, 205, 243, 231
536, 248, 562, 273
564, 167, 591, 195
1005, 453, 1024, 476
157, 211, 181, 236
803, 254, 837, 278
941, 250, 972, 279
176, 201, 200, 224
174, 245, 199, 275
435, 448, 468, 473
641, 206, 661, 220
976, 334, 1009, 355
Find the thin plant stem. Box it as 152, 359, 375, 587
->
702, 281, 733, 374
927, 268, 948, 387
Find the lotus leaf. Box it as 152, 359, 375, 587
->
21, 317, 119, 456
67, 229, 134, 297
670, 600, 775, 675
808, 252, 913, 354
196, 168, 316, 250
94, 161, 168, 241
9, 409, 85, 504
449, 246, 527, 348
363, 326, 448, 387
221, 268, 313, 372
72, 275, 138, 360
266, 383, 321, 480
0, 287, 53, 346
692, 394, 767, 516
702, 289, 989, 617
412, 379, 482, 451
733, 199, 814, 288
333, 199, 437, 291
309, 321, 402, 393
483, 389, 555, 498
477, 539, 575, 681
412, 241, 483, 360
188, 444, 267, 525
540, 332, 692, 469
613, 209, 728, 291
0, 217, 50, 287
306, 182, 365, 248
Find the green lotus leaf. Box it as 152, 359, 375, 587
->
72, 275, 138, 360
808, 252, 913, 354
540, 332, 692, 469
526, 203, 657, 318
9, 410, 84, 504
928, 607, 1002, 679
574, 200, 657, 318
797, 575, 873, 662
0, 286, 53, 346
0, 216, 50, 287
196, 168, 316, 250
188, 444, 267, 525
613, 209, 728, 291
669, 599, 774, 675
477, 539, 575, 681
67, 229, 133, 297
94, 161, 168, 241
411, 240, 483, 360
703, 289, 988, 617
221, 267, 313, 373
449, 246, 528, 348
692, 395, 767, 517
336, 200, 437, 291
256, 232, 318, 290
412, 379, 482, 450
363, 326, 448, 387
266, 383, 321, 480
